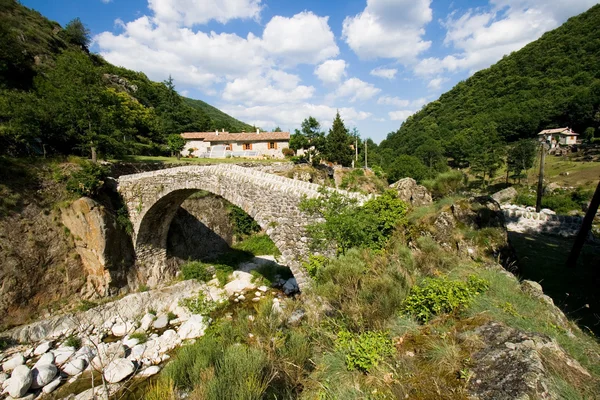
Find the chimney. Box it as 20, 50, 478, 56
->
257, 128, 260, 134
215, 129, 219, 136
222, 128, 224, 133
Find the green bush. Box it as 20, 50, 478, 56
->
181, 261, 213, 282
335, 330, 394, 372
76, 300, 97, 311
422, 170, 467, 198
116, 205, 133, 235
229, 205, 260, 238
66, 162, 108, 197
233, 233, 280, 256
130, 332, 148, 344
402, 275, 489, 323
179, 291, 221, 315
64, 334, 82, 349
302, 254, 329, 278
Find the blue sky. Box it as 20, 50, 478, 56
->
22, 0, 600, 142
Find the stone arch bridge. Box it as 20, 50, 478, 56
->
117, 164, 368, 290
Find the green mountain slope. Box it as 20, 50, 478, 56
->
0, 0, 254, 157
183, 97, 254, 133
380, 4, 600, 158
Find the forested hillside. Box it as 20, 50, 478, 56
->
376, 4, 600, 176
0, 0, 254, 158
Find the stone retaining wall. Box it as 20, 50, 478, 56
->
501, 205, 583, 236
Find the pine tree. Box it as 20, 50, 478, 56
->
325, 111, 353, 166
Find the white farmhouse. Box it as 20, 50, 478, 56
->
537, 127, 579, 148
181, 129, 290, 159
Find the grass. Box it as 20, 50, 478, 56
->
233, 233, 281, 256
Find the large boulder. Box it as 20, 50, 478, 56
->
4, 365, 32, 398
61, 196, 133, 297
33, 341, 53, 356
152, 314, 169, 330
389, 178, 433, 206
177, 315, 208, 340
491, 187, 518, 204
61, 358, 87, 376
2, 354, 25, 372
104, 359, 136, 383
31, 364, 58, 389
466, 322, 590, 399
224, 271, 256, 296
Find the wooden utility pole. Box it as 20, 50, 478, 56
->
567, 180, 600, 268
535, 143, 546, 212
364, 139, 368, 169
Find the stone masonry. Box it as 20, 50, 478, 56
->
501, 204, 583, 237
117, 164, 369, 290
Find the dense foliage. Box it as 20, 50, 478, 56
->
300, 189, 408, 254
374, 4, 600, 179
0, 1, 254, 157
65, 161, 108, 197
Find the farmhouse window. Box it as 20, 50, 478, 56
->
268, 142, 277, 149
243, 143, 252, 150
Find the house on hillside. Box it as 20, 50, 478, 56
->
181, 129, 290, 159
537, 127, 579, 149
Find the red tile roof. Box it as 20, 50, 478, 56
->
181, 131, 290, 142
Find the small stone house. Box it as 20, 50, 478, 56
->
181, 129, 290, 159
537, 127, 579, 148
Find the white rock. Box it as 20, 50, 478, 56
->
177, 315, 208, 340
224, 271, 256, 296
137, 366, 160, 378
161, 354, 170, 362
541, 208, 556, 215
2, 354, 25, 372
31, 363, 58, 389
129, 344, 146, 360
123, 338, 140, 349
5, 365, 32, 398
61, 358, 86, 376
104, 359, 136, 384
272, 299, 283, 314
254, 291, 262, 297
258, 285, 268, 292
33, 342, 52, 356
52, 346, 76, 365
33, 352, 54, 369
140, 313, 156, 331
252, 297, 261, 302
0, 372, 8, 385
152, 315, 169, 330
237, 295, 246, 301
42, 377, 62, 394
112, 321, 135, 337
91, 343, 125, 371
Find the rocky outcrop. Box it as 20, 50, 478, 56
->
466, 322, 591, 399
61, 197, 134, 297
491, 187, 518, 204
389, 178, 433, 206
501, 204, 583, 237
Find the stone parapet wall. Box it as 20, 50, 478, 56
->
501, 205, 583, 237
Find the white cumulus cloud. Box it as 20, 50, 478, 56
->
331, 78, 381, 103
342, 0, 432, 61
370, 67, 397, 79
414, 0, 599, 76
389, 110, 417, 122
315, 60, 347, 84
147, 0, 262, 25
222, 72, 314, 106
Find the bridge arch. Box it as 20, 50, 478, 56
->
117, 165, 367, 290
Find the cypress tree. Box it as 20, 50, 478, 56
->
326, 111, 353, 166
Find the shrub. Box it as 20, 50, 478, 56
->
181, 261, 213, 282
138, 284, 149, 292
422, 170, 467, 198
64, 334, 82, 349
179, 291, 219, 315
66, 161, 108, 197
130, 332, 148, 344
335, 330, 394, 372
282, 147, 295, 157
233, 234, 280, 256
302, 254, 329, 278
116, 205, 133, 235
229, 205, 260, 238
402, 275, 489, 323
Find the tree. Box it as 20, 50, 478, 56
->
325, 111, 353, 167
467, 126, 506, 185
62, 18, 91, 48
445, 132, 471, 167
289, 129, 309, 155
415, 138, 446, 172
386, 155, 431, 183
273, 126, 282, 132
167, 134, 185, 159
289, 116, 325, 159
583, 127, 595, 142
507, 139, 537, 183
